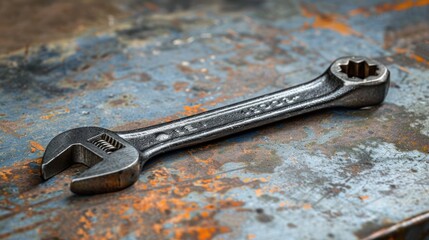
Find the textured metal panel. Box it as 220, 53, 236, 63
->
1, 0, 429, 239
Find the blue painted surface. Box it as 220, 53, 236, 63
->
1, 0, 429, 239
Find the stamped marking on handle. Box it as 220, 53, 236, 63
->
242, 95, 300, 115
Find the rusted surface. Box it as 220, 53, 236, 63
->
1, 0, 429, 239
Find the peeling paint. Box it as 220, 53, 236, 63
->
300, 5, 359, 36
29, 141, 45, 153
1, 0, 429, 239
375, 0, 429, 13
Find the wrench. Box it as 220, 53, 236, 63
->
41, 56, 389, 195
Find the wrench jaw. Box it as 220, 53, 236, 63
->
69, 149, 141, 195
329, 56, 390, 108
41, 127, 141, 194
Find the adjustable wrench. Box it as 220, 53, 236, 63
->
41, 56, 390, 195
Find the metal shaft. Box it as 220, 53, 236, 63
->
118, 71, 348, 163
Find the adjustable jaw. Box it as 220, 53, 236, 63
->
41, 127, 140, 195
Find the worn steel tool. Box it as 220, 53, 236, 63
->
41, 56, 389, 195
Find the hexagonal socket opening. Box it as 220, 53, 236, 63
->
339, 60, 379, 79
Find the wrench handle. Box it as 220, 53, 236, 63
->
118, 72, 346, 160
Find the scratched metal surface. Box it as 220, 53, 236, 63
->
1, 0, 429, 239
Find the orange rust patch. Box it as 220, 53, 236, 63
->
78, 210, 94, 240
200, 211, 210, 218
205, 96, 228, 107
243, 177, 268, 183
397, 65, 410, 74
395, 48, 429, 66
359, 195, 370, 201
0, 168, 12, 182
187, 151, 219, 175
123, 189, 238, 239
413, 54, 428, 62
376, 0, 429, 13
174, 226, 230, 240
303, 203, 312, 210
255, 189, 263, 197
299, 22, 312, 32
149, 167, 171, 182
173, 186, 192, 197
30, 140, 45, 153
300, 5, 359, 36
40, 114, 54, 120
182, 104, 207, 116
410, 54, 429, 65
258, 177, 268, 183
347, 0, 429, 18
193, 178, 237, 193
40, 108, 70, 120
153, 223, 163, 234
247, 234, 256, 239
348, 7, 371, 17
0, 119, 24, 137
131, 194, 168, 213
218, 200, 244, 208
0, 158, 43, 194
269, 186, 281, 193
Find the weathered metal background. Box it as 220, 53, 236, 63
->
1, 0, 429, 239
